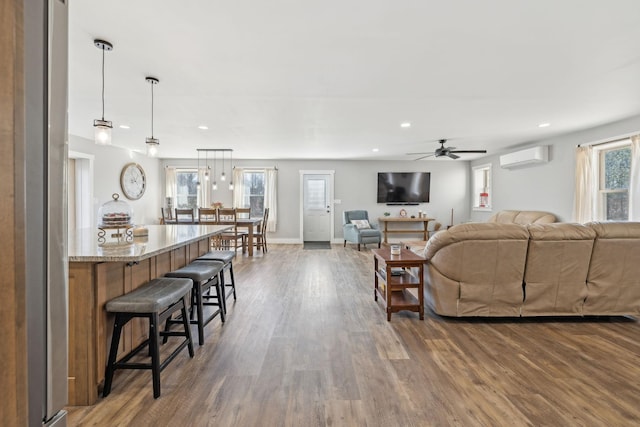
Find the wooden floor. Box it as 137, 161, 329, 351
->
67, 244, 640, 426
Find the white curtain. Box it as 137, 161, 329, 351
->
630, 135, 640, 221
232, 167, 247, 208
197, 167, 210, 209
165, 166, 176, 210
265, 168, 277, 232
573, 145, 595, 223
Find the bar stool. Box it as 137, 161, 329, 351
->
103, 277, 194, 399
195, 250, 237, 311
164, 261, 225, 345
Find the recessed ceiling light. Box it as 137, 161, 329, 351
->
538, 122, 551, 128
372, 148, 379, 152
400, 122, 411, 128
119, 124, 130, 129
198, 125, 209, 130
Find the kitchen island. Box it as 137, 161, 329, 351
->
67, 224, 230, 406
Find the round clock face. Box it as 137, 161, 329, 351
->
120, 163, 146, 200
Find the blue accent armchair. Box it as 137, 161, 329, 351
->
343, 210, 382, 251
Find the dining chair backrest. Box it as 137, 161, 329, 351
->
235, 207, 251, 219
260, 207, 270, 233
175, 208, 195, 224
198, 208, 217, 224
216, 208, 237, 225
161, 208, 174, 222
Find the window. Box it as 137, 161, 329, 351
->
241, 170, 265, 217
472, 164, 492, 211
175, 169, 199, 210
596, 142, 631, 220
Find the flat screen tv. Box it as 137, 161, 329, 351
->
377, 172, 431, 204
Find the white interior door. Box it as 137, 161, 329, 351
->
302, 173, 332, 241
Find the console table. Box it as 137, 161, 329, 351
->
372, 247, 426, 321
378, 216, 434, 243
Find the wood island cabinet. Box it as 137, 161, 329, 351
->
67, 225, 229, 405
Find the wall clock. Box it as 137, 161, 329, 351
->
120, 162, 146, 200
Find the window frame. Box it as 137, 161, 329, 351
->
240, 169, 266, 217
174, 168, 200, 210
471, 163, 492, 212
594, 140, 631, 221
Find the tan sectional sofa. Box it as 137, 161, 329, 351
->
487, 210, 556, 224
419, 221, 640, 317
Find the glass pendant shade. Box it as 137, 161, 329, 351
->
94, 119, 112, 145
213, 181, 217, 190
146, 137, 159, 157
229, 181, 234, 191
221, 171, 226, 181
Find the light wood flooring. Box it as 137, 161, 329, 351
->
67, 244, 640, 426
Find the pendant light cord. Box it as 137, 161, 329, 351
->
101, 47, 105, 120
151, 83, 154, 138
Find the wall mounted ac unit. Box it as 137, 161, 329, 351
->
500, 145, 549, 169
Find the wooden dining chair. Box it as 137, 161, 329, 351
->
216, 208, 247, 254
198, 208, 217, 224
174, 208, 195, 224
161, 208, 175, 224
254, 207, 269, 253
235, 207, 251, 219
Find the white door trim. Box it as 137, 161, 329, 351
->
299, 170, 335, 243
68, 151, 94, 229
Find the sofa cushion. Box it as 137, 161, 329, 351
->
584, 221, 640, 315
488, 210, 556, 224
523, 223, 595, 316
423, 222, 529, 316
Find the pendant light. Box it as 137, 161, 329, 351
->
93, 39, 113, 145
145, 77, 160, 157
204, 151, 209, 181
229, 150, 234, 190
220, 151, 226, 181
196, 149, 201, 191
212, 151, 218, 190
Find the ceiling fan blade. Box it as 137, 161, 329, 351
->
449, 149, 487, 154
414, 154, 435, 161
406, 152, 434, 155
447, 153, 460, 159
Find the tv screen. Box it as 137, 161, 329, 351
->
377, 172, 431, 203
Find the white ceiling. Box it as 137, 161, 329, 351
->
69, 0, 640, 161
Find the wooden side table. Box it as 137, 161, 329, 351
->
372, 247, 426, 321
378, 216, 434, 243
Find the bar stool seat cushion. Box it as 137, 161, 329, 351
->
165, 262, 222, 283
197, 250, 235, 264
105, 277, 192, 314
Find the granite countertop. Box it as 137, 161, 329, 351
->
68, 224, 231, 262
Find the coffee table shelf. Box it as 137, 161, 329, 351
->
372, 247, 426, 321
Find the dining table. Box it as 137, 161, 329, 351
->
235, 217, 263, 256
164, 217, 263, 256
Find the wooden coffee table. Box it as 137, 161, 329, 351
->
372, 247, 426, 321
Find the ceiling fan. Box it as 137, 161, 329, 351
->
407, 139, 487, 160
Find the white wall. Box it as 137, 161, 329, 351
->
469, 114, 640, 222
161, 158, 469, 242
69, 135, 163, 227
